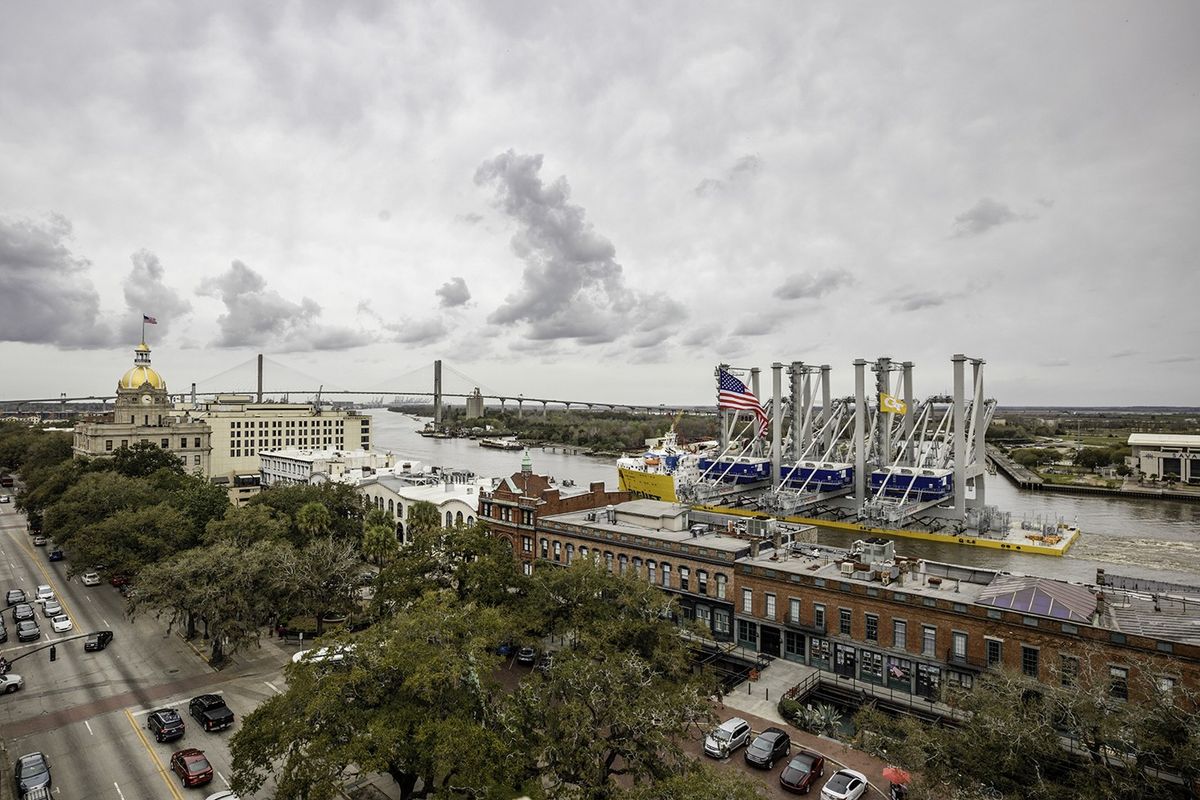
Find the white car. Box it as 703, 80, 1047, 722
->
821, 768, 869, 800
81, 572, 101, 586
34, 585, 54, 602
291, 644, 355, 665
51, 615, 72, 633
205, 792, 241, 800
0, 674, 23, 694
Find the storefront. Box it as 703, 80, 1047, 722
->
916, 663, 942, 700
859, 649, 884, 685
886, 656, 913, 693
810, 637, 832, 670
783, 630, 806, 663
759, 625, 782, 658
834, 643, 857, 678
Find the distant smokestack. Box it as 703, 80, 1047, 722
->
191, 382, 197, 405
257, 354, 263, 403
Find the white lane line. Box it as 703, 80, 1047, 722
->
218, 770, 230, 786
85, 720, 93, 735
8, 562, 14, 569
114, 782, 126, 800
86, 595, 93, 603
102, 618, 110, 626
264, 680, 282, 694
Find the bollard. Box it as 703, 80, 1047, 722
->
766, 687, 769, 701
748, 682, 751, 695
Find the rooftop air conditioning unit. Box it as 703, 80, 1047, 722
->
840, 561, 855, 576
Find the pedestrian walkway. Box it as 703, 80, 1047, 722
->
723, 656, 816, 724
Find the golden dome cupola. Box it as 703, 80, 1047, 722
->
118, 342, 166, 391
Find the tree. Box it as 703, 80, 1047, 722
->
617, 762, 765, 800
41, 471, 161, 547
250, 483, 365, 545
109, 441, 185, 478
231, 593, 519, 800
361, 508, 398, 568
405, 500, 442, 539
204, 504, 291, 547
274, 536, 362, 635
63, 503, 197, 580
296, 501, 332, 541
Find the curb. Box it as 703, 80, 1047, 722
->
174, 630, 221, 673
737, 715, 892, 799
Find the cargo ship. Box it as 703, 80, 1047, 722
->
616, 430, 707, 502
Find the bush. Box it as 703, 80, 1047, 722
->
778, 697, 803, 721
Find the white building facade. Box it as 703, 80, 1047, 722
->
358, 472, 488, 542
260, 448, 398, 487
1127, 433, 1200, 484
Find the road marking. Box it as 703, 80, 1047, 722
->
86, 595, 92, 603
123, 707, 186, 800
113, 782, 125, 800
264, 680, 282, 694
85, 720, 93, 735
103, 618, 110, 626
130, 690, 223, 716
218, 770, 230, 786
9, 562, 15, 569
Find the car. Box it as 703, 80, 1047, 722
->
495, 641, 514, 656
17, 620, 40, 642
535, 652, 554, 674
31, 536, 47, 547
780, 750, 826, 794
704, 716, 753, 758
47, 550, 64, 562
14, 751, 51, 796
0, 620, 7, 643
204, 791, 240, 800
147, 708, 187, 742
291, 644, 355, 666
84, 630, 114, 651
13, 603, 34, 622
189, 694, 235, 732
745, 726, 791, 770
169, 748, 213, 787
34, 585, 54, 602
51, 615, 72, 633
820, 769, 869, 800
81, 572, 101, 586
109, 574, 131, 588
516, 646, 537, 665
5, 589, 25, 606
0, 674, 23, 694
0, 494, 10, 503
40, 600, 62, 618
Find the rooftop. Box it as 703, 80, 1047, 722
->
1127, 433, 1200, 448
544, 502, 754, 556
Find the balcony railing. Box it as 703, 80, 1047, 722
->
945, 646, 987, 670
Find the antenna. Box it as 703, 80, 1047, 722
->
315, 385, 323, 414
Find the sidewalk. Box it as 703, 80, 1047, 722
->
723, 658, 897, 799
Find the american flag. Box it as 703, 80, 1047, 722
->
717, 368, 769, 438
143, 314, 158, 325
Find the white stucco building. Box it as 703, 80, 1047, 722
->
358, 471, 489, 542
1127, 433, 1200, 483
260, 448, 399, 487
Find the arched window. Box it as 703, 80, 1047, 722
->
395, 521, 405, 543
466, 515, 475, 526
540, 538, 549, 558
647, 560, 657, 584
604, 551, 614, 573
455, 511, 464, 525
566, 543, 575, 564
661, 563, 672, 588
445, 511, 453, 528
553, 541, 562, 562
388, 499, 394, 514
632, 556, 642, 577
618, 554, 629, 575
579, 545, 588, 559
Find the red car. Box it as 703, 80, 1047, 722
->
780, 750, 826, 794
169, 748, 213, 787
109, 575, 131, 588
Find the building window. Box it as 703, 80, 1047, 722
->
813, 604, 826, 631
947, 670, 974, 691
839, 608, 852, 636
810, 638, 832, 669
105, 440, 113, 451
161, 438, 169, 448
922, 626, 937, 657
865, 614, 878, 642
893, 620, 906, 649
714, 608, 731, 635
697, 570, 708, 595
522, 562, 532, 576
180, 438, 188, 449
860, 650, 884, 684
647, 560, 656, 584
678, 566, 689, 590
193, 455, 200, 465
986, 638, 1003, 668
1109, 666, 1129, 700
553, 541, 562, 562
1021, 646, 1040, 679
619, 554, 629, 576
737, 619, 758, 647
604, 552, 614, 573
742, 588, 753, 614
790, 598, 801, 624
765, 593, 776, 620
565, 544, 574, 565
631, 556, 641, 576
951, 631, 967, 660
715, 573, 727, 599
1060, 654, 1079, 687
522, 536, 532, 553
194, 437, 200, 448
661, 563, 671, 587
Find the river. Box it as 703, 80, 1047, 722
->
367, 410, 1200, 586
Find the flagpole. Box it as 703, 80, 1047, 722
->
141, 317, 145, 344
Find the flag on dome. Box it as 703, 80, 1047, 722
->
717, 368, 769, 438
143, 314, 158, 325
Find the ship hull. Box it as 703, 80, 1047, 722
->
617, 467, 678, 502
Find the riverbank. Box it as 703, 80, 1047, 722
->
988, 446, 1200, 503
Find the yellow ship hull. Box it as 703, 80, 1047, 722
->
617, 467, 678, 502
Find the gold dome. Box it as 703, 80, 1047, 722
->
119, 365, 166, 391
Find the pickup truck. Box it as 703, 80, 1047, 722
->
189, 694, 235, 732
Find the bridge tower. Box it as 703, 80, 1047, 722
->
433, 359, 443, 425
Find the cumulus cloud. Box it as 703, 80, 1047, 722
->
694, 154, 762, 196
121, 249, 191, 340
952, 197, 1034, 237
0, 213, 113, 348
893, 291, 950, 312
198, 260, 370, 351
435, 276, 471, 308
386, 317, 448, 345
773, 269, 854, 300
475, 150, 676, 344
732, 312, 786, 336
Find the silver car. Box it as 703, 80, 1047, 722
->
41, 599, 62, 618
704, 716, 752, 758
0, 674, 23, 694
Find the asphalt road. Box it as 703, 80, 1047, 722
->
0, 499, 284, 800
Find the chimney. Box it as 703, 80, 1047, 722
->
749, 541, 760, 558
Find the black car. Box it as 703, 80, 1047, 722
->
5, 589, 25, 606
16, 620, 39, 642
47, 550, 64, 562
84, 630, 114, 651
189, 694, 235, 732
147, 708, 186, 742
12, 603, 34, 622
745, 726, 791, 769
14, 751, 51, 796
0, 620, 7, 644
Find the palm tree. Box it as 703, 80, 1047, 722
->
295, 501, 332, 544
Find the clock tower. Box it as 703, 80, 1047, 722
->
116, 341, 170, 426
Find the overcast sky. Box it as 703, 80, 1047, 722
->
2, 2, 1197, 406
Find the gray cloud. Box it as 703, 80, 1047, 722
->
386, 317, 448, 345
1038, 359, 1070, 368
121, 249, 191, 341
198, 260, 370, 351
475, 150, 672, 344
893, 291, 950, 312
952, 197, 1034, 237
694, 154, 762, 196
435, 276, 471, 308
456, 212, 484, 226
1157, 355, 1200, 364
732, 312, 785, 336
1108, 349, 1138, 359
0, 213, 113, 348
774, 269, 854, 300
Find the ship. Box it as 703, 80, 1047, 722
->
616, 429, 710, 502
479, 436, 523, 450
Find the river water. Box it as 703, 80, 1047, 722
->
367, 411, 1200, 586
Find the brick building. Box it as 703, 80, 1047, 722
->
478, 452, 631, 575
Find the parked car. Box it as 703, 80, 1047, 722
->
34, 585, 54, 602
820, 769, 869, 800
189, 694, 235, 732
745, 727, 791, 770
0, 674, 23, 694
204, 791, 240, 800
31, 536, 47, 547
14, 751, 51, 796
0, 619, 7, 643
16, 620, 39, 642
41, 600, 62, 618
84, 630, 114, 651
51, 615, 72, 633
5, 589, 25, 606
169, 748, 213, 787
534, 652, 554, 674
109, 574, 131, 588
0, 494, 10, 503
516, 646, 537, 665
147, 708, 187, 743
704, 716, 752, 758
81, 572, 101, 586
13, 603, 34, 622
47, 550, 64, 562
780, 750, 826, 794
